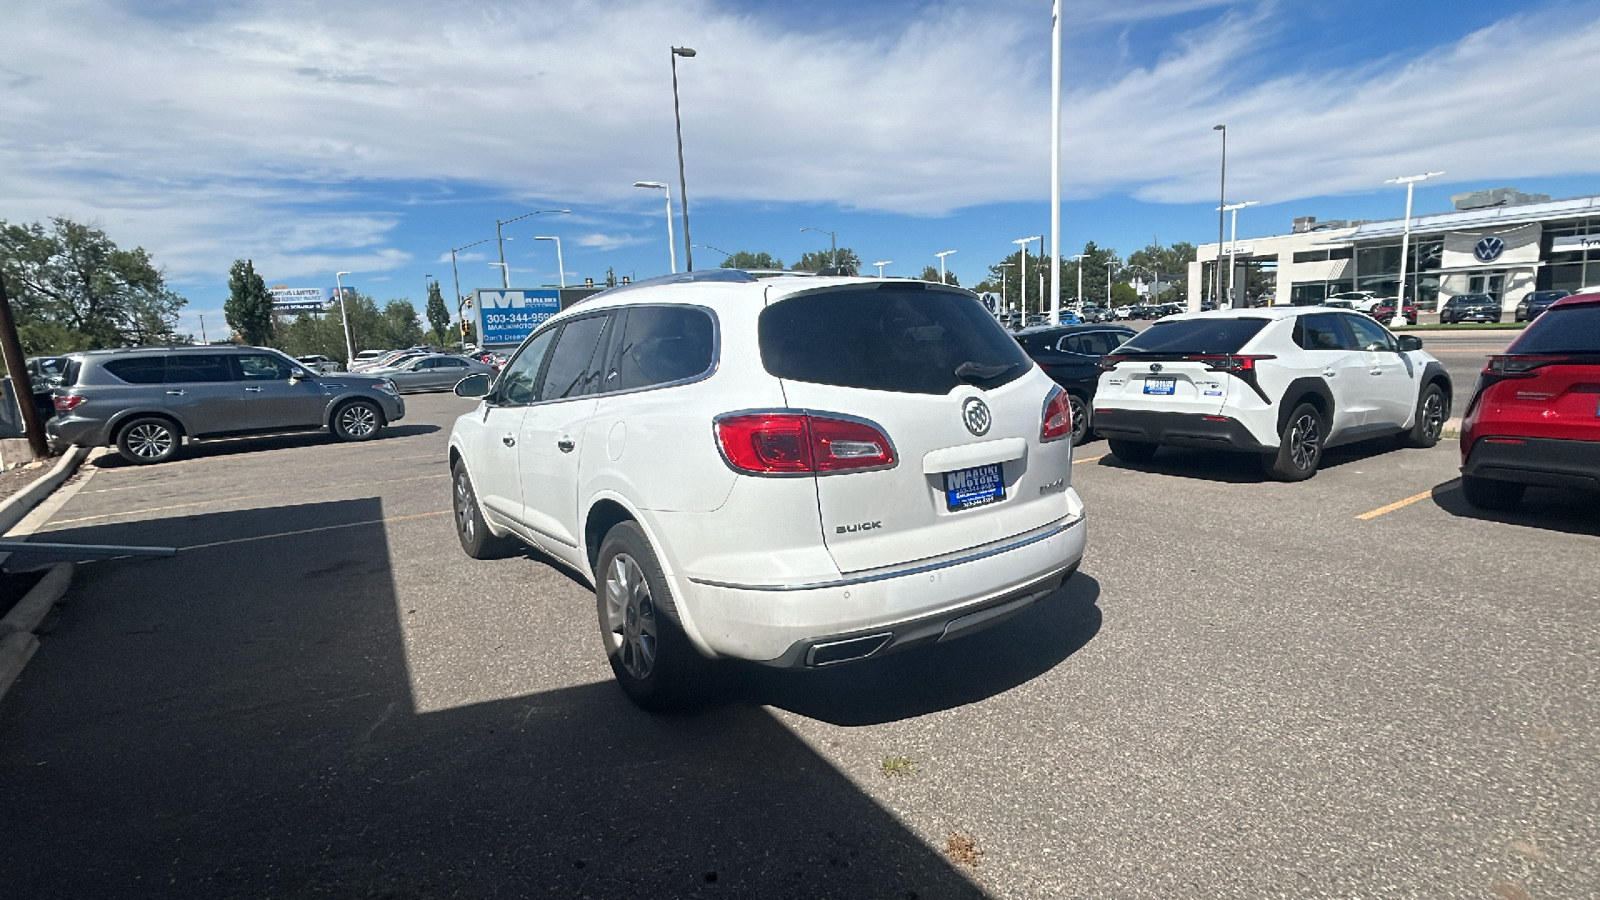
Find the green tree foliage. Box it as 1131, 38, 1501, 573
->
224, 259, 275, 346
719, 250, 784, 270
793, 247, 861, 274
1110, 282, 1139, 307
917, 265, 959, 286
1127, 242, 1196, 303
0, 217, 185, 353
273, 292, 424, 360
425, 279, 450, 344
379, 299, 425, 349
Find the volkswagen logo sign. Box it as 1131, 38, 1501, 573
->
962, 397, 992, 437
1150, 363, 1164, 373
1474, 236, 1505, 263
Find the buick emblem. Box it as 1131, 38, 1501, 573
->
1149, 363, 1164, 373
962, 397, 992, 437
1474, 236, 1505, 263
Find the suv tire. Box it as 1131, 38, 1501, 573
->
596, 521, 703, 712
1264, 402, 1323, 481
1461, 474, 1525, 511
332, 399, 384, 441
452, 462, 516, 559
1068, 393, 1091, 446
1400, 383, 1447, 449
1107, 439, 1158, 464
116, 416, 182, 465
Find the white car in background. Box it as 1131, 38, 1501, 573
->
1327, 290, 1388, 313
447, 270, 1087, 710
1093, 306, 1452, 480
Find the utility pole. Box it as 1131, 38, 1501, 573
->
0, 273, 49, 460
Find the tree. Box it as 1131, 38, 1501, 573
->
1127, 241, 1196, 303
425, 279, 450, 344
720, 250, 784, 270
604, 267, 618, 288
225, 259, 275, 346
1110, 282, 1139, 307
793, 247, 861, 274
0, 217, 185, 353
377, 299, 425, 350
917, 265, 959, 286
273, 291, 424, 359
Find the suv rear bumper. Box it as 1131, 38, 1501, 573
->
677, 506, 1087, 666
1462, 436, 1600, 490
1091, 408, 1272, 452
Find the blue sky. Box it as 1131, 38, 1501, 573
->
3, 0, 1599, 337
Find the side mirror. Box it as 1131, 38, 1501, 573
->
1397, 334, 1423, 352
455, 372, 491, 398
289, 367, 311, 381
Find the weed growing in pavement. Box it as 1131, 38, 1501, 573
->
880, 755, 915, 778
943, 832, 981, 870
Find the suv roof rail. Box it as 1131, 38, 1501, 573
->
576, 268, 759, 304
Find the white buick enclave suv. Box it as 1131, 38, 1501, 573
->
447, 270, 1087, 710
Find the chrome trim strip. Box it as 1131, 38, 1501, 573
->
688, 514, 1081, 592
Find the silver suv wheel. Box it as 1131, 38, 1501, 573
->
602, 552, 657, 681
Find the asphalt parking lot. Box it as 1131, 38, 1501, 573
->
1, 389, 1595, 898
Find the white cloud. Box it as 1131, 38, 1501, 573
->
1, 0, 1597, 287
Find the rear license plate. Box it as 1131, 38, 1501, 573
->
944, 463, 1004, 511
1143, 377, 1176, 395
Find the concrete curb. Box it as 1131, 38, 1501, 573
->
0, 445, 89, 536
0, 563, 73, 701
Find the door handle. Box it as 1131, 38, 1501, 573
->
165, 390, 186, 396
502, 435, 516, 447
558, 439, 575, 453
1322, 369, 1336, 378
245, 387, 264, 392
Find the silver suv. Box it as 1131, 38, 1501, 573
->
48, 345, 406, 464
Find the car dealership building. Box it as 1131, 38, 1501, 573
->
1188, 189, 1600, 313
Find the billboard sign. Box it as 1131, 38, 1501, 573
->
270, 287, 335, 313
475, 288, 561, 346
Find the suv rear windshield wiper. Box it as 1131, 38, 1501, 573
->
954, 361, 1018, 385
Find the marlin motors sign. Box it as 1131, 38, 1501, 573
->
473, 288, 561, 346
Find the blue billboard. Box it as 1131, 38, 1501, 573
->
474, 288, 561, 347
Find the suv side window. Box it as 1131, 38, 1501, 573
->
235, 353, 295, 380
538, 314, 610, 402
604, 305, 715, 393
103, 357, 167, 384
1345, 314, 1396, 352
165, 354, 235, 383
497, 328, 559, 406
1293, 313, 1352, 351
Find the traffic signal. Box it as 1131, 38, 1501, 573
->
460, 320, 468, 338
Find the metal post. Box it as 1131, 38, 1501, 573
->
495, 220, 508, 288
335, 271, 354, 369
671, 47, 697, 271
0, 272, 48, 460
1214, 124, 1227, 307
1049, 0, 1062, 325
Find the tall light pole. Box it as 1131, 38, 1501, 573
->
1105, 262, 1113, 306
1218, 200, 1259, 307
873, 260, 892, 278
487, 262, 508, 290
801, 227, 836, 269
671, 46, 697, 270
1213, 124, 1228, 307
935, 250, 956, 285
695, 244, 729, 262
1387, 171, 1444, 327
1049, 0, 1063, 325
1069, 253, 1087, 310
450, 236, 496, 337
533, 236, 565, 288
335, 271, 354, 368
633, 181, 676, 274
495, 209, 568, 288
998, 261, 1015, 313
1014, 236, 1041, 318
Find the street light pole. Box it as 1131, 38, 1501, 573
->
1049, 0, 1063, 326
1218, 200, 1259, 307
695, 244, 730, 262
800, 227, 837, 270
450, 236, 496, 343
633, 181, 676, 274
1105, 262, 1113, 306
1387, 171, 1444, 328
1014, 236, 1041, 318
671, 46, 697, 271
1213, 124, 1228, 307
1069, 253, 1087, 311
873, 260, 892, 278
335, 271, 354, 369
534, 236, 565, 288
495, 209, 569, 288
935, 250, 956, 284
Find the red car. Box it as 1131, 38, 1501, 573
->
1458, 292, 1600, 509
1368, 302, 1418, 325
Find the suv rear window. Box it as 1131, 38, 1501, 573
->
1117, 318, 1269, 355
758, 285, 1031, 394
1511, 302, 1600, 353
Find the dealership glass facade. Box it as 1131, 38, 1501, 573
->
1541, 219, 1600, 292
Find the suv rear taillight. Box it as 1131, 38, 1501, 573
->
1041, 389, 1071, 442
1484, 355, 1573, 378
716, 413, 895, 475
54, 395, 85, 412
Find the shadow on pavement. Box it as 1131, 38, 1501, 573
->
0, 499, 990, 898
736, 575, 1101, 726
1430, 478, 1600, 536
1093, 435, 1412, 483
89, 424, 441, 469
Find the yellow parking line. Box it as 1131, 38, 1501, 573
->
1074, 454, 1107, 465
1356, 490, 1435, 520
